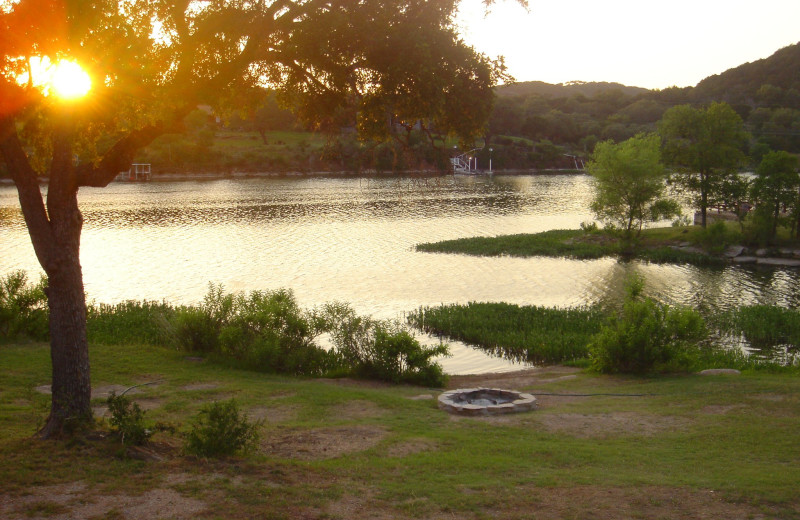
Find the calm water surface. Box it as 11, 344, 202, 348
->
3, 174, 800, 373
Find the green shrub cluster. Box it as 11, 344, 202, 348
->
588, 278, 708, 374
0, 271, 48, 341
184, 399, 260, 457
322, 302, 448, 386
107, 391, 152, 446
169, 285, 335, 376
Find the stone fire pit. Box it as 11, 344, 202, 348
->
438, 387, 537, 416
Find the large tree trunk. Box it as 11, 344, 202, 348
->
40, 256, 92, 437
2, 116, 94, 437
38, 126, 93, 438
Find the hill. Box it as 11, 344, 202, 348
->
496, 80, 649, 99
690, 42, 800, 108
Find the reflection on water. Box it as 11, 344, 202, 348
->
2, 175, 800, 373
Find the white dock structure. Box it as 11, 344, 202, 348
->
116, 163, 152, 181
451, 148, 492, 174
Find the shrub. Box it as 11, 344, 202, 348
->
589, 287, 707, 374
321, 302, 449, 387
107, 391, 151, 446
184, 400, 260, 457
0, 270, 49, 341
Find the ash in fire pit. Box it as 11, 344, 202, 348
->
438, 388, 537, 416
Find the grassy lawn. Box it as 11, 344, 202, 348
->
1, 341, 799, 519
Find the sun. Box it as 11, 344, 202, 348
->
17, 57, 92, 100
50, 60, 92, 100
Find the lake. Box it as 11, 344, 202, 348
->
3, 174, 800, 373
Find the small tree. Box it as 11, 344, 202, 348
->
658, 102, 749, 227
750, 150, 800, 242
588, 133, 679, 239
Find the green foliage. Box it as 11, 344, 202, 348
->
698, 221, 734, 253
659, 102, 750, 227
589, 279, 708, 374
588, 133, 678, 237
87, 300, 174, 346
106, 391, 151, 447
713, 305, 800, 351
749, 150, 800, 243
416, 229, 612, 260
168, 284, 335, 376
184, 400, 261, 458
0, 271, 48, 341
408, 302, 604, 364
320, 302, 448, 387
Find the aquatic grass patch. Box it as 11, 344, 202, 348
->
408, 302, 604, 364
415, 227, 730, 266
416, 229, 613, 259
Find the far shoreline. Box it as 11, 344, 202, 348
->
0, 168, 587, 185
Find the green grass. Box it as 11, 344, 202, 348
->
416, 227, 733, 266
1, 341, 799, 518
416, 229, 613, 259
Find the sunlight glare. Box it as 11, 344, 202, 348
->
51, 60, 92, 99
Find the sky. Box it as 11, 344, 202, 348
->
456, 0, 800, 90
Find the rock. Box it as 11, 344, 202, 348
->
755, 248, 769, 257
723, 245, 745, 258
757, 257, 800, 267
699, 369, 741, 376
732, 256, 758, 264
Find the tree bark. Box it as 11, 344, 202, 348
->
40, 256, 92, 437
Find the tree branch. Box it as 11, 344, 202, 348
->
0, 116, 56, 270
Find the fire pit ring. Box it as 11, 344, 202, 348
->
438, 387, 537, 416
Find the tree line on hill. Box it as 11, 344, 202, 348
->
123, 43, 800, 174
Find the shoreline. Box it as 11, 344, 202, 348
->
0, 168, 587, 185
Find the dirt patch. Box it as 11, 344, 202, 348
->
448, 366, 583, 391
534, 412, 688, 438
325, 492, 396, 520
34, 384, 145, 397
384, 437, 439, 458
750, 393, 787, 402
0, 481, 206, 520
505, 485, 772, 520
701, 404, 748, 415
263, 425, 387, 460
94, 396, 168, 418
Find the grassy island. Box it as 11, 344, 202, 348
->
415, 223, 800, 267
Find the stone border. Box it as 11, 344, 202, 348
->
438, 387, 537, 416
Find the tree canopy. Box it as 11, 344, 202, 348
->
658, 102, 749, 227
588, 133, 679, 238
0, 0, 511, 437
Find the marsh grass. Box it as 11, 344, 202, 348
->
408, 302, 604, 364
416, 226, 730, 266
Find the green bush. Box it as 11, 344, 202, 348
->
184, 399, 260, 457
589, 287, 707, 374
107, 391, 151, 446
320, 302, 449, 387
0, 270, 49, 341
